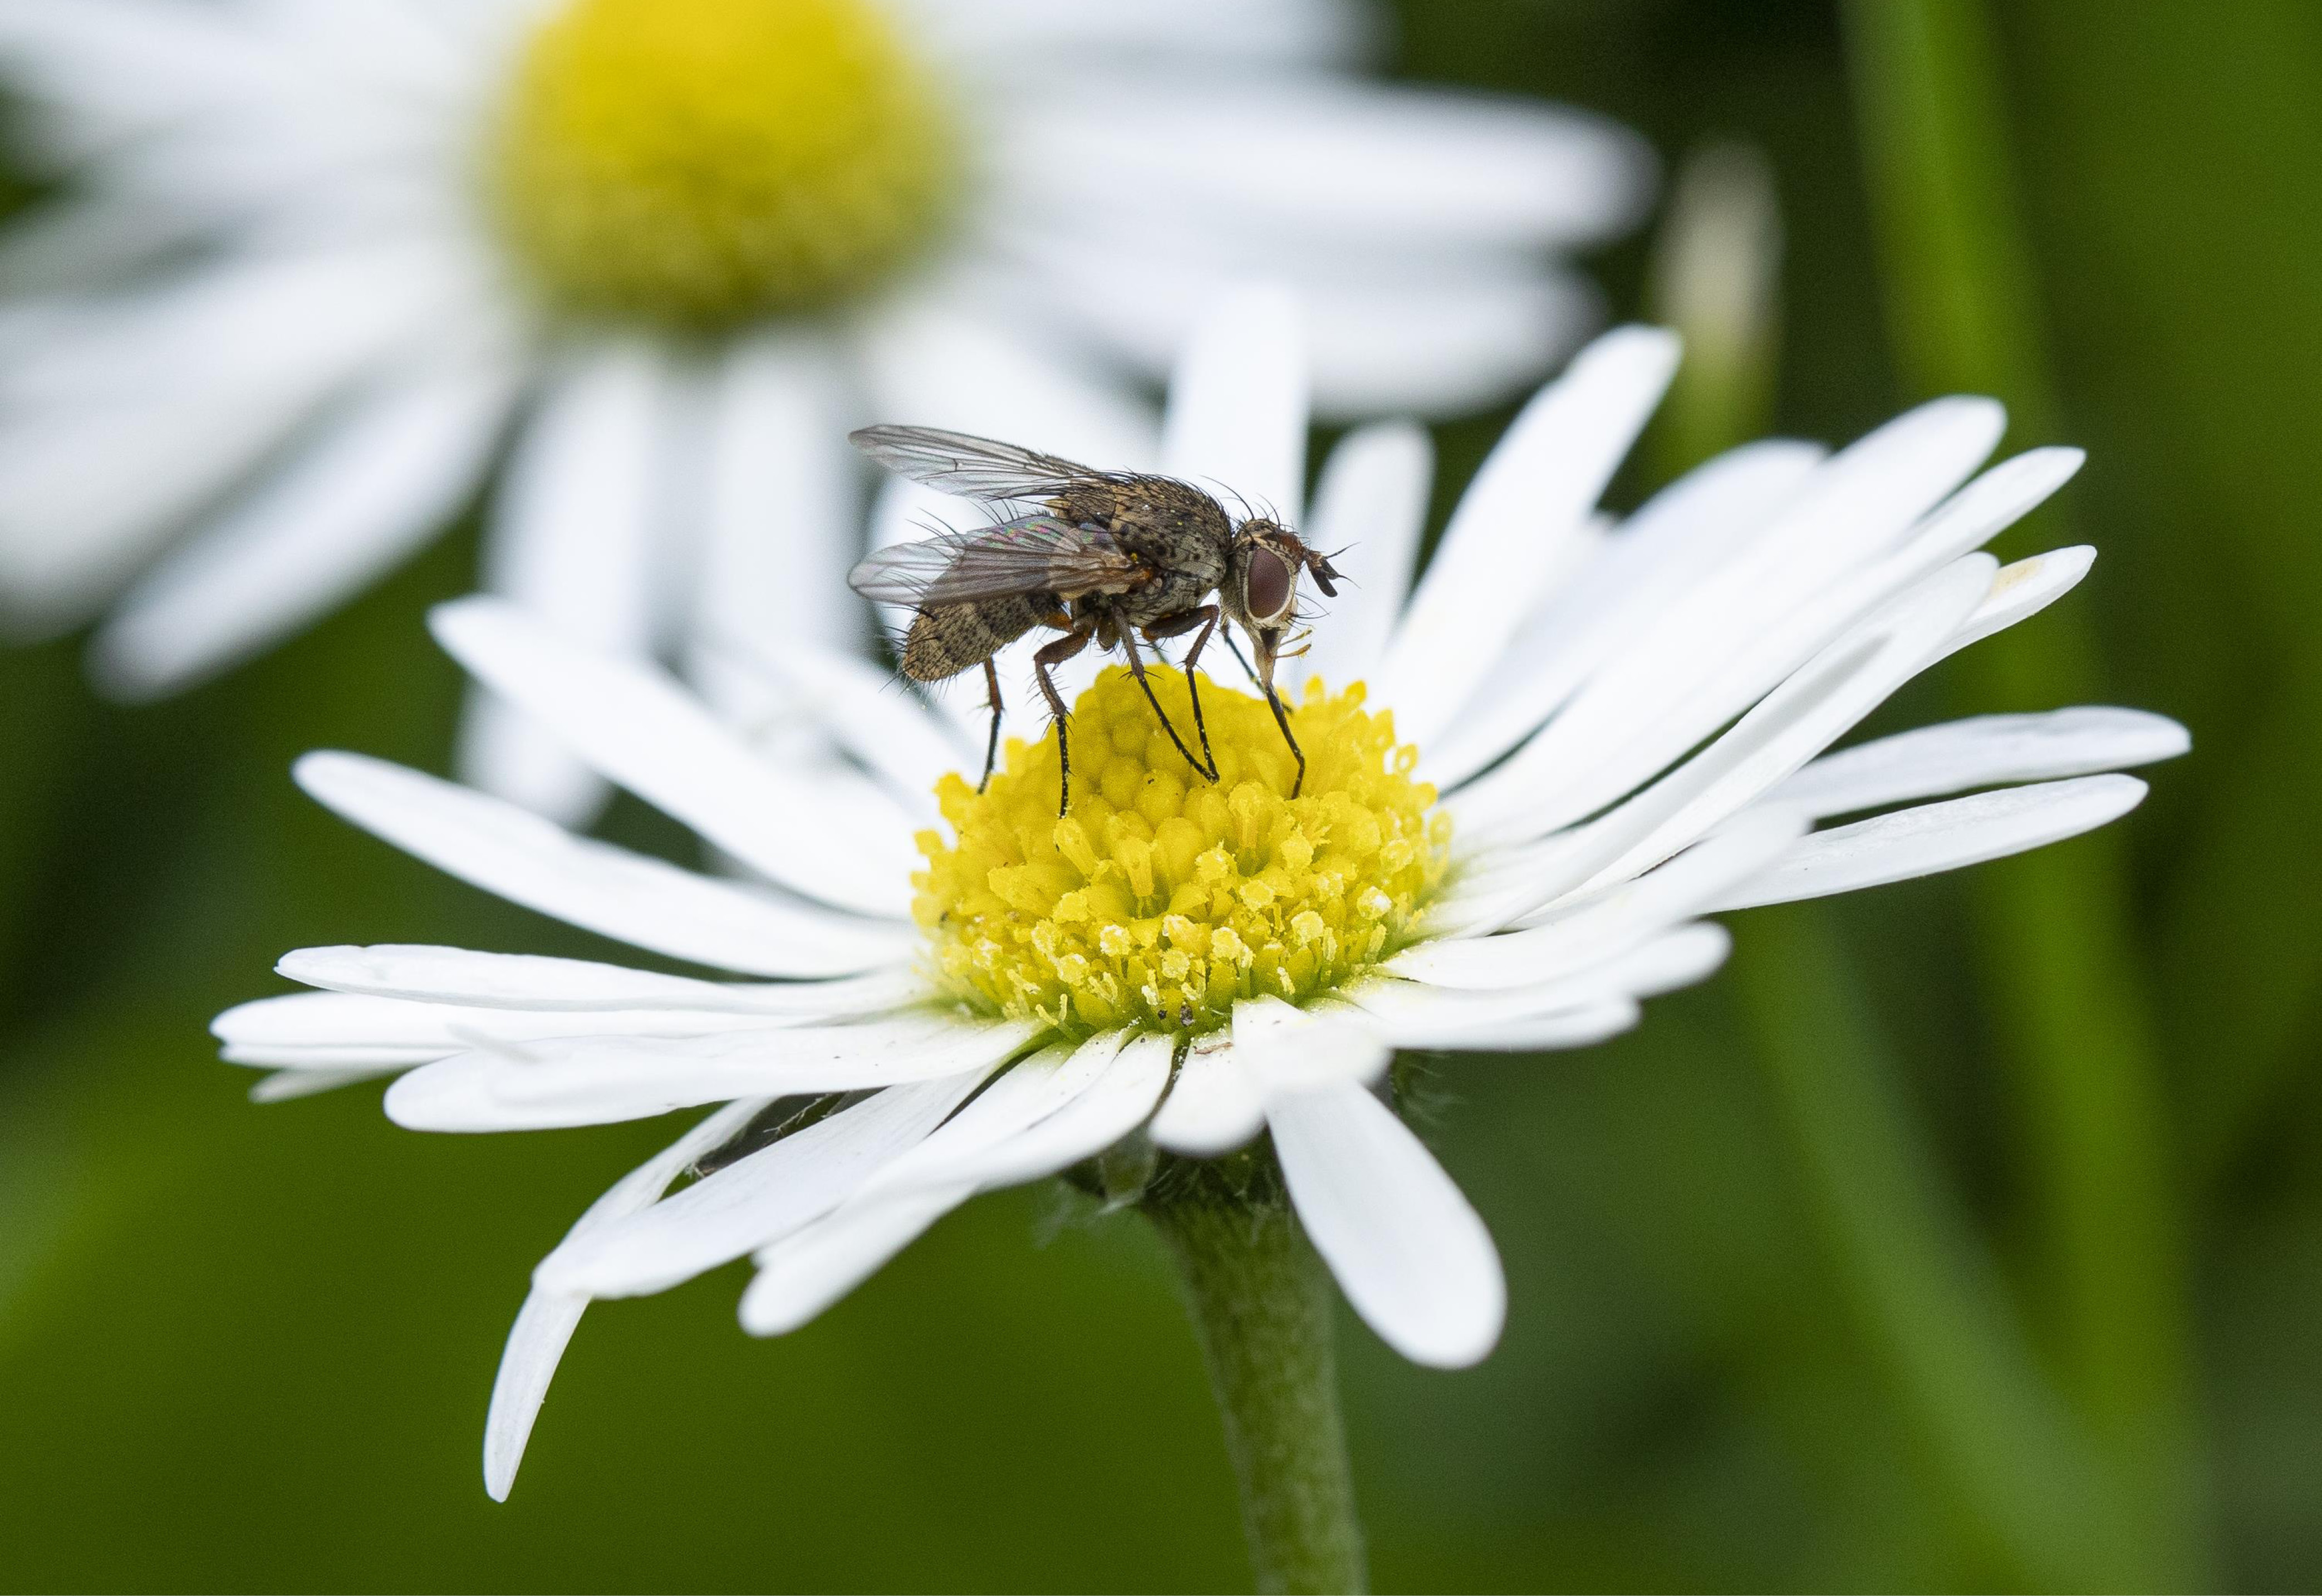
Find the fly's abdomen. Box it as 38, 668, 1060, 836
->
901, 594, 1052, 681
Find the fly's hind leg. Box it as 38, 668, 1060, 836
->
1033, 628, 1091, 814
977, 657, 1003, 793
1143, 605, 1221, 783
1119, 622, 1217, 783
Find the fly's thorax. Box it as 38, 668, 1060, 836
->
1115, 564, 1219, 628
912, 666, 1450, 1038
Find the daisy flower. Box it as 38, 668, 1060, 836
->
215, 306, 2185, 1506
0, 0, 1648, 822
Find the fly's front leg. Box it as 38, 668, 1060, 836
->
976, 657, 1004, 793
1143, 605, 1221, 782
1261, 678, 1307, 798
1119, 620, 1215, 783
1219, 627, 1265, 694
1033, 628, 1091, 814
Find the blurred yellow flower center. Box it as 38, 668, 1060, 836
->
915, 668, 1451, 1039
487, 0, 957, 331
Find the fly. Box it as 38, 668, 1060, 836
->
846, 426, 1343, 813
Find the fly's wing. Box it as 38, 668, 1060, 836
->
850, 425, 1113, 503
848, 515, 1145, 607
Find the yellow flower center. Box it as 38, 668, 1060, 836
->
915, 668, 1452, 1039
485, 0, 958, 332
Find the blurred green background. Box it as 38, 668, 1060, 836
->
3, 0, 2318, 1589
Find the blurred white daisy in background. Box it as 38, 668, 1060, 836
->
215, 301, 2186, 1500
0, 0, 1649, 821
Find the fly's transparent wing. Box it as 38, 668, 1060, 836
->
850, 425, 1112, 503
848, 516, 1143, 607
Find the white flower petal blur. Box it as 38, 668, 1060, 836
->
0, 0, 1652, 828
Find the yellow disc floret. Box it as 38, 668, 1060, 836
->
915, 668, 1452, 1039
487, 0, 957, 332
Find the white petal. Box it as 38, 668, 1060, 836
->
275, 944, 922, 1017
248, 1066, 395, 1102
483, 1096, 765, 1502
460, 345, 684, 826
1711, 775, 2151, 912
1568, 557, 1999, 893
997, 225, 1603, 418
1362, 923, 1730, 1043
1451, 399, 2014, 833
907, 1031, 1174, 1191
699, 637, 969, 819
434, 598, 920, 919
0, 194, 209, 296
222, 1042, 442, 1071
1378, 327, 1679, 749
1148, 999, 1387, 1157
1233, 996, 1391, 1099
737, 1034, 1174, 1334
92, 355, 516, 695
1286, 421, 1431, 693
1405, 809, 1805, 989
213, 990, 812, 1055
1148, 1028, 1264, 1156
1444, 558, 1997, 934
739, 1184, 968, 1336
0, 240, 472, 414
536, 1070, 992, 1298
1769, 707, 2188, 819
851, 1034, 1126, 1197
0, 1, 298, 145
911, 0, 1366, 65
383, 1015, 1039, 1132
1424, 438, 1826, 785
1354, 987, 1646, 1053
1271, 1079, 1504, 1368
0, 242, 476, 630
294, 752, 910, 978
238, 0, 470, 102
1295, 267, 1602, 419
1458, 432, 2056, 841
1003, 76, 1650, 252
1939, 546, 2095, 660
1161, 284, 1307, 524
856, 287, 1157, 468
688, 333, 860, 704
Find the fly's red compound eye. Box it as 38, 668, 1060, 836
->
1245, 547, 1294, 622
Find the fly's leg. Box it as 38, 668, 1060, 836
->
1260, 676, 1307, 798
1120, 622, 1216, 783
1033, 628, 1091, 814
1143, 605, 1221, 783
977, 657, 1003, 793
1219, 627, 1267, 695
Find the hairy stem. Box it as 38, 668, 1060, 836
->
1146, 1165, 1366, 1595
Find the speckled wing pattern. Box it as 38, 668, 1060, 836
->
847, 516, 1143, 607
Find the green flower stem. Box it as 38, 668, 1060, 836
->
1146, 1166, 1367, 1596
1842, 0, 2203, 1580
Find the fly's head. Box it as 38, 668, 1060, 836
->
1225, 519, 1343, 690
